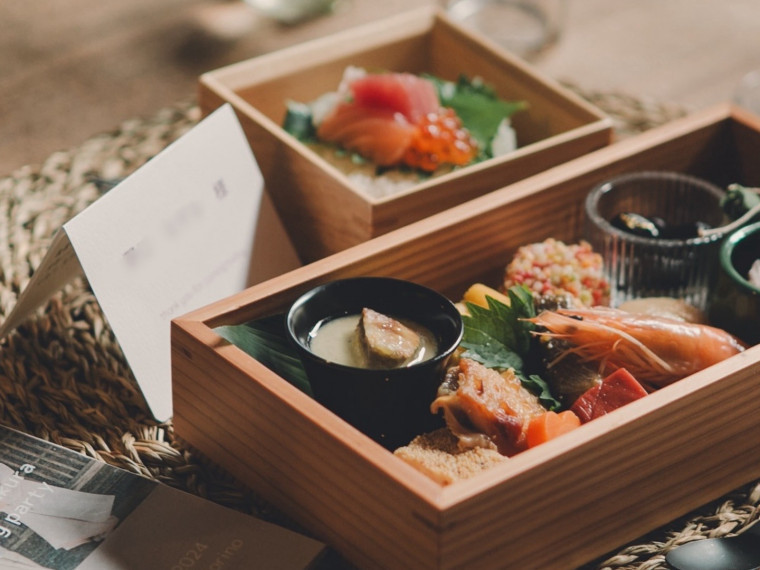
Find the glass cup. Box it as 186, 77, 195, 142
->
446, 0, 566, 60
584, 171, 727, 311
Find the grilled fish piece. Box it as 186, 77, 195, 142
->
357, 308, 421, 368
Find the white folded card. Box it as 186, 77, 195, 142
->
0, 104, 302, 421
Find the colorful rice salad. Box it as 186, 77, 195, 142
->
503, 238, 610, 306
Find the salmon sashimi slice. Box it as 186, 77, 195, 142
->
316, 104, 415, 166
316, 72, 443, 167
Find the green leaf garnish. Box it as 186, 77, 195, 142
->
521, 374, 561, 411
460, 286, 560, 410
461, 286, 535, 357
283, 100, 316, 141
215, 314, 312, 396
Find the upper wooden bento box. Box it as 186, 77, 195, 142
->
172, 105, 760, 569
198, 7, 612, 263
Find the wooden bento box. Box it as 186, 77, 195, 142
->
171, 104, 760, 569
198, 6, 612, 263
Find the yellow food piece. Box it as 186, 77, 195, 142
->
462, 283, 511, 309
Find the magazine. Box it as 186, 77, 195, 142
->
0, 425, 325, 569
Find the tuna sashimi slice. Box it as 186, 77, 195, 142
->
349, 72, 439, 123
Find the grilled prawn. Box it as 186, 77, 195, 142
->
528, 307, 746, 388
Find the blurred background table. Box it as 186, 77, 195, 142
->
3, 0, 760, 177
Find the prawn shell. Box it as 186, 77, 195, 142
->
527, 307, 746, 388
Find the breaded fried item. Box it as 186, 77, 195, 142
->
394, 428, 508, 485
432, 359, 546, 456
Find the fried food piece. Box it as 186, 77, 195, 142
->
394, 428, 508, 485
357, 308, 421, 367
431, 358, 546, 456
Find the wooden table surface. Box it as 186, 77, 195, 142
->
2, 0, 760, 177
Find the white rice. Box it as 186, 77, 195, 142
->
347, 172, 419, 199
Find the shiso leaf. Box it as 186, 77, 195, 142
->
215, 314, 312, 396
522, 374, 560, 411
461, 286, 535, 356
460, 286, 560, 410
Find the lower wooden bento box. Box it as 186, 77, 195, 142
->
171, 104, 760, 569
198, 7, 612, 263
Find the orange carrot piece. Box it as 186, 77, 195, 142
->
525, 410, 581, 448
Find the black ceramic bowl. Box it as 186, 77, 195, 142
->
286, 277, 464, 450
709, 221, 760, 345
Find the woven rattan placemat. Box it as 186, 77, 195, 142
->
0, 91, 757, 570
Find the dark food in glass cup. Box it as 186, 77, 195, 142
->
610, 212, 712, 240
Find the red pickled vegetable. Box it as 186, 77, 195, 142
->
571, 368, 648, 423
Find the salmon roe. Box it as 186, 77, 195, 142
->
402, 108, 478, 172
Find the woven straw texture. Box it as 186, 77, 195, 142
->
0, 91, 757, 570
